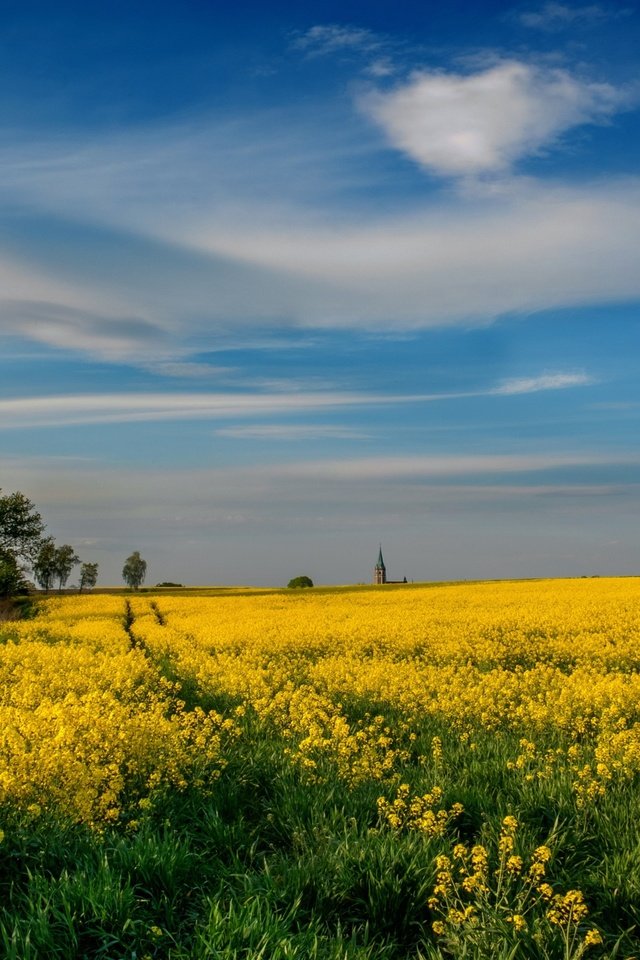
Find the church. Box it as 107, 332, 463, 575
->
373, 546, 407, 585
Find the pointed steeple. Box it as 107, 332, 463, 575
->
374, 544, 386, 584
376, 545, 385, 569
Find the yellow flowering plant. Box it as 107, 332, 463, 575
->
427, 817, 603, 958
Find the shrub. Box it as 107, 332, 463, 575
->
287, 576, 314, 589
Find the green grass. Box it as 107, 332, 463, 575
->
0, 709, 638, 959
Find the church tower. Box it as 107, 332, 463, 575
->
374, 545, 387, 584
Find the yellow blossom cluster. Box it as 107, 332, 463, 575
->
2, 576, 640, 828
377, 784, 463, 836
428, 816, 602, 955
128, 578, 640, 800
0, 598, 237, 827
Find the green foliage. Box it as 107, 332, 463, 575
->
79, 562, 99, 592
0, 490, 45, 565
32, 538, 58, 593
53, 545, 80, 592
288, 575, 314, 589
0, 550, 28, 600
122, 551, 147, 591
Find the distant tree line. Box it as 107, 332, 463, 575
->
0, 488, 99, 599
0, 488, 157, 600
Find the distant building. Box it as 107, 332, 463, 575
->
374, 545, 386, 584
373, 545, 408, 585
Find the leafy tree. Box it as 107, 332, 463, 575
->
54, 544, 79, 592
33, 539, 58, 593
287, 575, 314, 588
0, 549, 28, 599
123, 551, 147, 591
0, 490, 45, 565
79, 562, 99, 592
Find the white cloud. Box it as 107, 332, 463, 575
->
200, 179, 640, 326
492, 372, 593, 394
0, 370, 594, 429
518, 3, 631, 30
0, 390, 410, 429
1, 94, 640, 350
0, 298, 168, 359
360, 60, 625, 177
267, 452, 639, 482
291, 24, 382, 57
215, 424, 372, 440
140, 360, 233, 379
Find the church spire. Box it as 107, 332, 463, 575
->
374, 544, 386, 584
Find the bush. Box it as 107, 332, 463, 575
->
287, 576, 313, 589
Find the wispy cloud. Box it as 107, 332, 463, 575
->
491, 372, 593, 395
268, 451, 639, 481
1, 80, 638, 356
200, 179, 640, 327
0, 372, 593, 429
517, 3, 633, 31
0, 390, 409, 429
140, 361, 234, 379
360, 60, 627, 177
0, 298, 166, 359
290, 24, 383, 58
215, 424, 372, 441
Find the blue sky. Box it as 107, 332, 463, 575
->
1, 0, 639, 585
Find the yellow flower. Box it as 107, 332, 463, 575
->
583, 928, 603, 947
506, 855, 523, 875
533, 844, 552, 862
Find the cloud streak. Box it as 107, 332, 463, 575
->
0, 371, 593, 428
517, 3, 632, 31
215, 424, 372, 440
261, 452, 640, 482
291, 24, 382, 57
491, 372, 593, 395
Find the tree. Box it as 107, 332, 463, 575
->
0, 490, 45, 565
123, 551, 147, 590
79, 562, 99, 592
33, 538, 58, 593
287, 575, 314, 588
0, 549, 27, 599
54, 545, 79, 592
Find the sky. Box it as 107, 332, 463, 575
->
1, 0, 639, 586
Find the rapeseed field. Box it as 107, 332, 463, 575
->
1, 578, 639, 958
